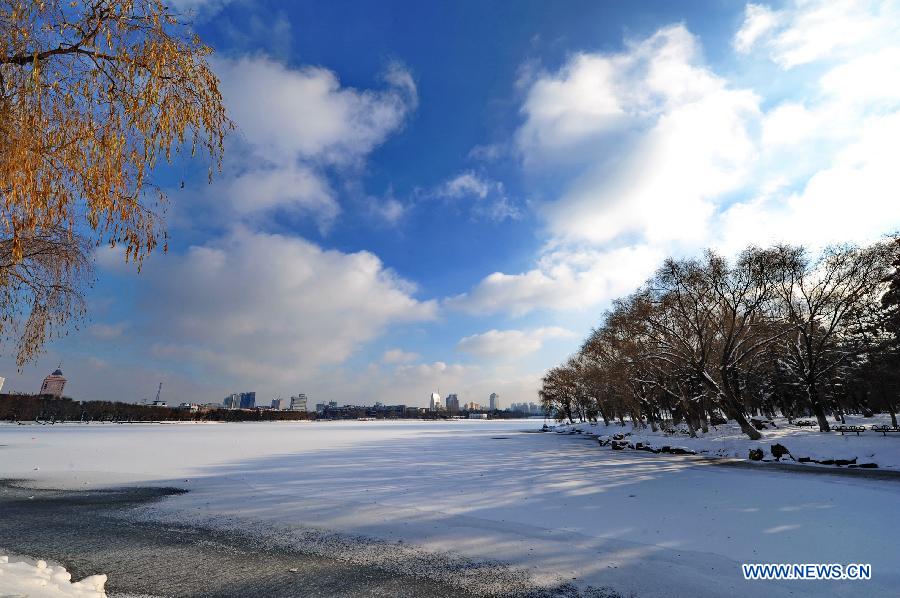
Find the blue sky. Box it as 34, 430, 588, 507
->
4, 0, 900, 407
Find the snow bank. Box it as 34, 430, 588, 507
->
0, 555, 107, 597
555, 414, 900, 469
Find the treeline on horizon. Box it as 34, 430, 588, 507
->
0, 394, 313, 423
539, 238, 900, 440
0, 395, 536, 423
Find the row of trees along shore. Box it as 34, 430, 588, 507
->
539, 239, 900, 440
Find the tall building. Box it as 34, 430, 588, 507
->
445, 393, 459, 414
239, 391, 256, 409
271, 398, 283, 410
290, 394, 308, 411
223, 393, 239, 409
39, 368, 67, 398
489, 393, 500, 411
429, 392, 442, 411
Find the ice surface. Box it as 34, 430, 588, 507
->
1, 419, 897, 597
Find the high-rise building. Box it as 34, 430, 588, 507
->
489, 393, 500, 411
429, 392, 442, 411
445, 393, 459, 414
39, 368, 67, 398
239, 391, 256, 409
290, 394, 308, 411
271, 398, 283, 410
223, 393, 239, 409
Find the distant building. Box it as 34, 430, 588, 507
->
0, 376, 4, 393
465, 401, 481, 411
290, 394, 308, 411
271, 398, 283, 410
39, 368, 67, 398
468, 413, 488, 419
489, 393, 500, 411
223, 393, 239, 409
445, 393, 459, 414
239, 392, 256, 409
150, 400, 167, 407
429, 392, 443, 411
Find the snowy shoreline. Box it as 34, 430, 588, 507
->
550, 413, 900, 470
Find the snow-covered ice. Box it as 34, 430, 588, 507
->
0, 554, 107, 597
1, 419, 897, 597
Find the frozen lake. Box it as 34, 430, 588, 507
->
1, 419, 897, 597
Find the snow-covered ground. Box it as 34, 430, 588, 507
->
555, 414, 900, 469
1, 419, 898, 597
0, 554, 107, 597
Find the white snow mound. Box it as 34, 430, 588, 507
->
0, 555, 107, 597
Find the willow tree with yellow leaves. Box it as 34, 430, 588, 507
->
0, 0, 230, 366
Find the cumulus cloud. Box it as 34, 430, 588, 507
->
449, 245, 662, 316
131, 229, 436, 387
457, 327, 576, 360
203, 56, 417, 227
224, 164, 340, 231
217, 56, 416, 166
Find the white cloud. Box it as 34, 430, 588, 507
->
735, 1, 900, 68
520, 25, 759, 246
130, 229, 437, 386
449, 245, 662, 316
200, 56, 417, 228
382, 348, 420, 364
717, 110, 900, 252
217, 56, 416, 166
224, 165, 339, 230
734, 4, 782, 53
431, 172, 522, 222
434, 172, 495, 199
369, 196, 408, 225
457, 327, 576, 360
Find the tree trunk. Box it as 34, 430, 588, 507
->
889, 402, 897, 428
681, 399, 698, 437
733, 408, 762, 440
807, 378, 831, 432
811, 401, 830, 432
